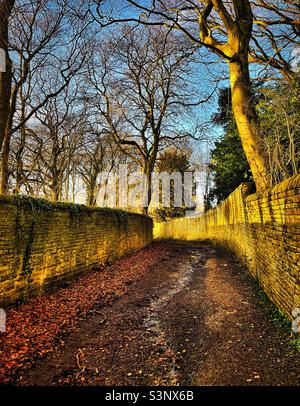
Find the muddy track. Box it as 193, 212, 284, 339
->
19, 241, 300, 386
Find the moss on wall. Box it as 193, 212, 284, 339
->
0, 196, 153, 306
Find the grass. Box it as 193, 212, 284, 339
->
291, 336, 300, 350
243, 271, 300, 351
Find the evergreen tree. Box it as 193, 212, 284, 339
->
208, 88, 252, 204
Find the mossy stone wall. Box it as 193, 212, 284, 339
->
0, 196, 153, 306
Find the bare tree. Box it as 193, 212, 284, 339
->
34, 86, 85, 201
0, 0, 91, 193
11, 84, 85, 202
0, 0, 15, 152
94, 0, 300, 191
87, 25, 211, 212
76, 128, 121, 206
250, 0, 299, 81
259, 81, 300, 184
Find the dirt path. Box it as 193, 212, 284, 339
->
19, 241, 300, 386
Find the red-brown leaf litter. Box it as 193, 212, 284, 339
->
0, 242, 174, 384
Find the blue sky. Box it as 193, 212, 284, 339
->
95, 0, 229, 162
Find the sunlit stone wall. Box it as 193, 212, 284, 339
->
0, 197, 153, 306
154, 175, 300, 319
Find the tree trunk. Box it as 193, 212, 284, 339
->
51, 186, 59, 202
15, 97, 27, 194
87, 179, 96, 206
0, 1, 15, 194
0, 1, 14, 153
143, 168, 151, 216
0, 129, 10, 194
0, 105, 13, 194
50, 170, 60, 202
229, 55, 270, 191
15, 134, 25, 194
142, 160, 156, 216
65, 165, 70, 202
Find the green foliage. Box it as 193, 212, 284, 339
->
209, 125, 252, 204
291, 337, 300, 351
14, 197, 44, 276
244, 271, 300, 352
153, 206, 189, 222
208, 88, 252, 204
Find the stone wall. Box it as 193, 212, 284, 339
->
154, 175, 300, 319
0, 196, 153, 306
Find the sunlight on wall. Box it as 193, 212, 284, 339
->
0, 199, 153, 306
154, 175, 300, 320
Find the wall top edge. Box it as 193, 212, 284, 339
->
0, 194, 152, 222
